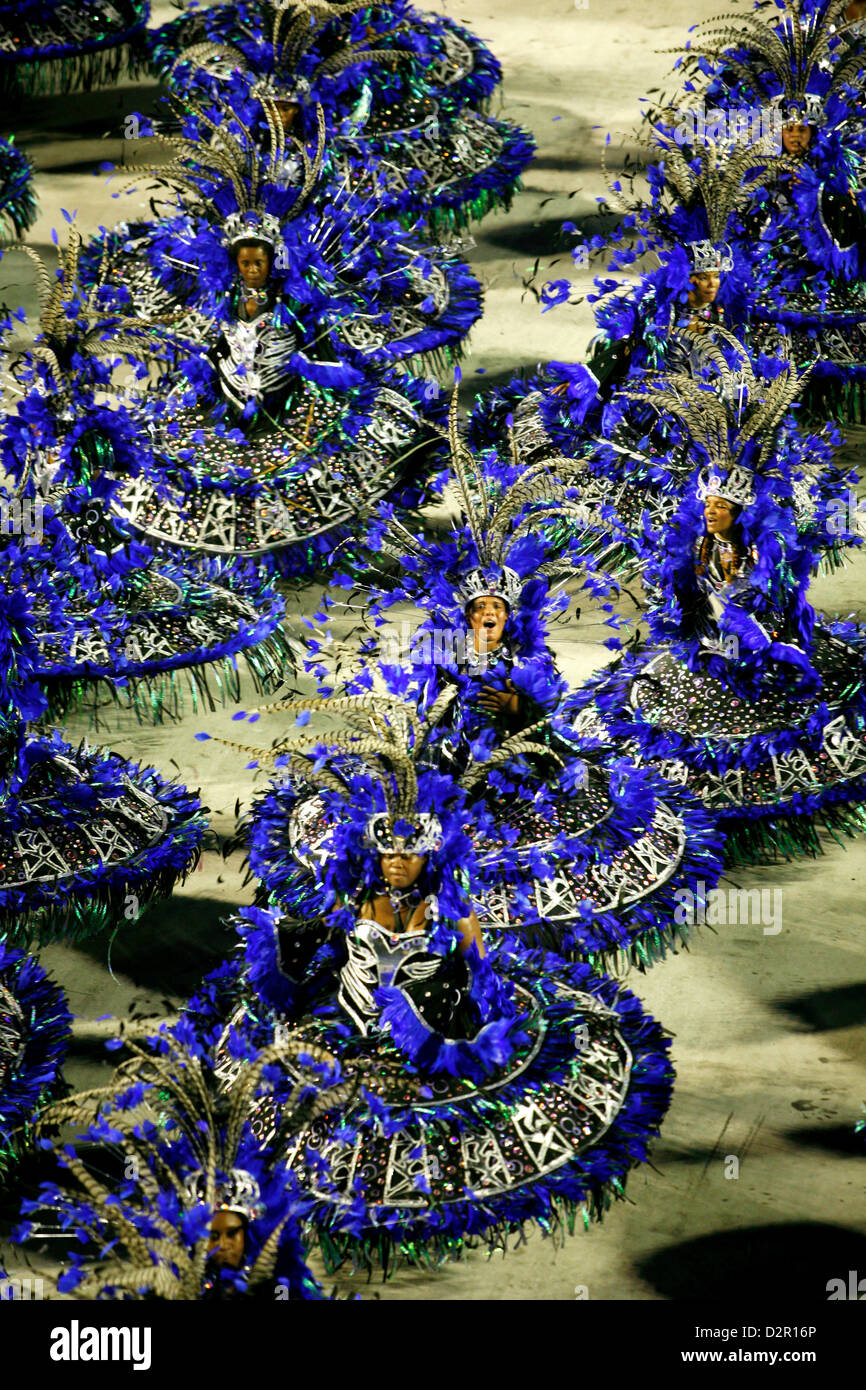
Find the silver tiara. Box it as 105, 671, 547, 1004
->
696, 465, 755, 509
366, 812, 443, 855
686, 238, 734, 274
222, 210, 282, 252
770, 93, 824, 127
455, 565, 523, 611
184, 1168, 264, 1221
252, 74, 312, 103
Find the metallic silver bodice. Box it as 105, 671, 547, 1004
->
219, 311, 297, 411
338, 920, 442, 1036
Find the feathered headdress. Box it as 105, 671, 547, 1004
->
2, 224, 171, 401
19, 1026, 353, 1300
618, 325, 810, 504
122, 86, 327, 243
674, 0, 866, 127
374, 389, 607, 622
604, 129, 786, 273
168, 0, 415, 105
203, 688, 556, 843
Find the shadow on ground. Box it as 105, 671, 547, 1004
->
778, 1124, 866, 1158
773, 983, 866, 1033
74, 894, 236, 996
16, 83, 163, 146
638, 1223, 866, 1300
482, 210, 623, 258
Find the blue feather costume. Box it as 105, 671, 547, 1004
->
237, 404, 724, 968
12, 1024, 331, 1299
565, 357, 866, 865
0, 942, 70, 1179
0, 0, 149, 98
0, 136, 37, 242
0, 230, 297, 721
185, 714, 674, 1273
77, 92, 465, 577
0, 544, 205, 945
146, 0, 534, 236
664, 0, 866, 421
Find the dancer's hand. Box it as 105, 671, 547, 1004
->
478, 681, 519, 715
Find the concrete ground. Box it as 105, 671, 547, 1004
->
3, 0, 865, 1301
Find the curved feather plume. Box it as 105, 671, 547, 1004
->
618, 325, 809, 475
3, 226, 180, 402
670, 0, 865, 111
29, 1031, 340, 1300
123, 84, 328, 230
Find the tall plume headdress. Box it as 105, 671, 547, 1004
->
203, 689, 559, 862
374, 389, 614, 621
3, 225, 173, 403
671, 0, 866, 129
1, 225, 179, 494
617, 325, 811, 508
603, 129, 788, 274
122, 84, 329, 253
22, 1026, 354, 1300
168, 1, 416, 116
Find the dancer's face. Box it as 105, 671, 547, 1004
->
467, 595, 509, 652
207, 1211, 246, 1269
688, 272, 721, 307
782, 123, 811, 157
274, 99, 300, 131
380, 851, 426, 889
704, 495, 738, 539
236, 245, 271, 290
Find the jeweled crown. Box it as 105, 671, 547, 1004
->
252, 73, 312, 104
696, 464, 756, 509
222, 209, 282, 252
456, 565, 523, 612
366, 812, 443, 856
770, 93, 824, 127
184, 1168, 264, 1221
686, 238, 734, 275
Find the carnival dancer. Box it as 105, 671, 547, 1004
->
230, 397, 725, 967
469, 142, 855, 573
186, 705, 674, 1272
669, 0, 866, 419
1, 228, 298, 721
148, 0, 534, 237
82, 93, 465, 576
13, 1028, 339, 1299
567, 357, 866, 864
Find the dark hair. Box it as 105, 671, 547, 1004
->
696, 507, 746, 579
